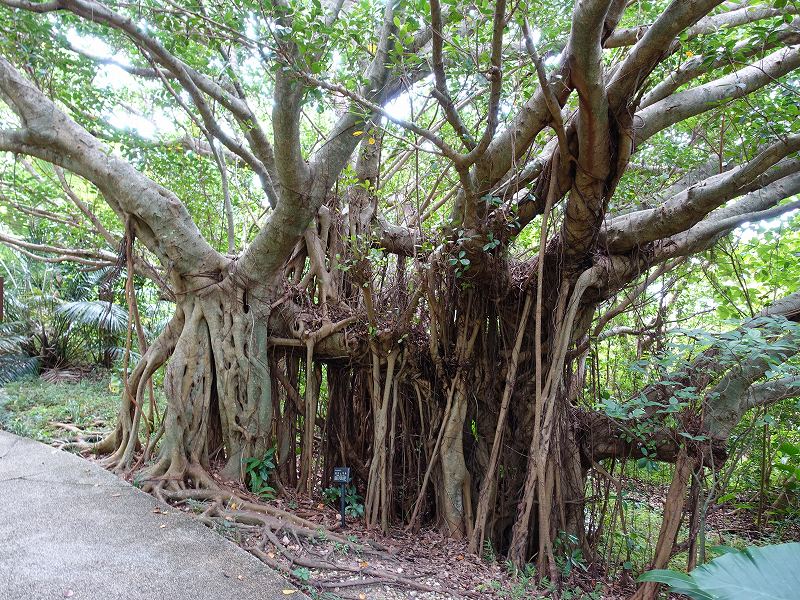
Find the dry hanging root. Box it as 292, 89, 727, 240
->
162, 489, 480, 598
94, 218, 167, 472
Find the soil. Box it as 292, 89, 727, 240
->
36, 423, 794, 600
154, 470, 617, 599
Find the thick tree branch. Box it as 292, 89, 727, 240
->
582, 292, 800, 464
640, 26, 800, 108
0, 230, 116, 263
561, 0, 614, 256
606, 0, 724, 112
237, 0, 401, 285
429, 0, 475, 151
604, 135, 800, 251
704, 329, 800, 439
605, 4, 798, 48
0, 57, 221, 276
1, 0, 279, 205
745, 376, 800, 410
635, 45, 800, 144
651, 171, 800, 261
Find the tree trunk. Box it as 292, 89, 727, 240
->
631, 447, 694, 600
140, 282, 275, 492
439, 374, 471, 536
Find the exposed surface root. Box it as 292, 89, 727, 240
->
137, 459, 221, 502
155, 486, 484, 598
50, 421, 106, 452
166, 489, 388, 555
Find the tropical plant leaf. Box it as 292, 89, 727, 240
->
0, 331, 27, 354
692, 542, 800, 600
637, 569, 711, 599
104, 346, 141, 363
0, 354, 40, 384
639, 543, 800, 600
56, 301, 130, 336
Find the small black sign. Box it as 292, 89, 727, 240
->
332, 467, 351, 483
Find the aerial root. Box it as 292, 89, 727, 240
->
88, 451, 474, 597
102, 455, 223, 505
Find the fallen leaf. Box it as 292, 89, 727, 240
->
317, 503, 324, 509
352, 130, 363, 137
282, 590, 298, 595
368, 137, 376, 145
359, 560, 369, 568
267, 551, 276, 559
457, 555, 464, 560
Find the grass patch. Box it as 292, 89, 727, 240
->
0, 373, 121, 442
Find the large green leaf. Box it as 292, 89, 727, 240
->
639, 543, 800, 600
0, 355, 39, 384
692, 543, 800, 600
638, 569, 712, 599
56, 301, 129, 335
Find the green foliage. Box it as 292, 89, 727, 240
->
639, 542, 800, 600
773, 441, 800, 497
475, 561, 537, 599
0, 374, 121, 442
553, 531, 588, 577
56, 301, 130, 337
321, 485, 364, 518
244, 447, 277, 499
0, 321, 39, 384
0, 257, 140, 376
482, 538, 497, 563
291, 567, 311, 582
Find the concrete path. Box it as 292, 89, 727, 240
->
0, 431, 306, 600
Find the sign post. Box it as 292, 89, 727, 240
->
332, 467, 351, 528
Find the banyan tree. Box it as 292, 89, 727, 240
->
1, 0, 799, 592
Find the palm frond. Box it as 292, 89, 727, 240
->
0, 333, 28, 354
56, 301, 130, 336
105, 345, 141, 364
0, 354, 39, 384
69, 267, 120, 301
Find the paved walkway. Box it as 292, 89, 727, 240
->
0, 431, 306, 600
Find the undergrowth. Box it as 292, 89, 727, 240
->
0, 372, 126, 442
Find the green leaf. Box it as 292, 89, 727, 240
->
643, 543, 800, 600
692, 543, 800, 599
637, 570, 709, 599
56, 300, 130, 335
